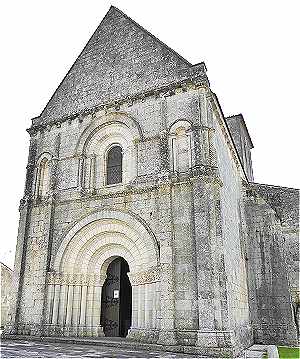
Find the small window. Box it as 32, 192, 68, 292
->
37, 157, 50, 197
106, 146, 122, 185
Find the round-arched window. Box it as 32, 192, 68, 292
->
38, 157, 50, 196
106, 146, 122, 185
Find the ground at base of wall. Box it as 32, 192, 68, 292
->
1, 335, 242, 358
0, 339, 196, 358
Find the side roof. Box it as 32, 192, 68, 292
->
38, 6, 201, 124
225, 113, 254, 148
0, 262, 13, 273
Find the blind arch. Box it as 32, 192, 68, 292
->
36, 156, 51, 197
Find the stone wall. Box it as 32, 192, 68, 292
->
210, 99, 252, 351
8, 75, 300, 358
1, 263, 13, 328
244, 187, 298, 345
250, 184, 299, 303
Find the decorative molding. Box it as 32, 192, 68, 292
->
128, 266, 161, 285
46, 272, 106, 286
20, 163, 222, 210
28, 76, 210, 136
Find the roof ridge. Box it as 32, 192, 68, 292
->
111, 6, 192, 67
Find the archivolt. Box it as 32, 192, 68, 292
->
53, 209, 159, 275
75, 112, 143, 156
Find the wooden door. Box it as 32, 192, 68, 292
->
100, 257, 132, 337
101, 258, 121, 336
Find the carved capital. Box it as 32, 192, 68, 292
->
128, 266, 161, 285
46, 272, 108, 286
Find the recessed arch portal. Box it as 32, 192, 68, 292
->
54, 209, 159, 274
45, 210, 160, 338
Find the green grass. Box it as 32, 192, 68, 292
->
278, 346, 300, 359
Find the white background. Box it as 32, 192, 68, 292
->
0, 0, 299, 268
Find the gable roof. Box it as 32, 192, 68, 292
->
39, 6, 197, 123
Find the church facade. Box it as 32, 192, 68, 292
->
5, 6, 299, 357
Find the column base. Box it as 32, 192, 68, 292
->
127, 328, 159, 343
196, 330, 234, 347
2, 322, 44, 337
157, 329, 177, 346
194, 330, 236, 357
41, 324, 104, 337
2, 322, 17, 336
94, 325, 105, 337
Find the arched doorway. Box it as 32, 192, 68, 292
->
47, 210, 160, 338
100, 257, 132, 337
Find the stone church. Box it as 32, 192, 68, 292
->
5, 6, 299, 357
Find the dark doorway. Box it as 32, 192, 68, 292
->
100, 257, 132, 337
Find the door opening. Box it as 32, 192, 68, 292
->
100, 257, 132, 337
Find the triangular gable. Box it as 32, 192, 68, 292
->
39, 6, 193, 123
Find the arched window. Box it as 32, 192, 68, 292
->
106, 146, 122, 185
169, 120, 193, 173
37, 157, 50, 197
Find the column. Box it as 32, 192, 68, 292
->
131, 285, 138, 328
155, 281, 161, 330
92, 286, 102, 336
86, 285, 94, 336
208, 129, 217, 166
72, 285, 81, 336
151, 282, 157, 329
77, 156, 85, 190
58, 285, 68, 326
89, 155, 96, 192
137, 284, 145, 328
65, 285, 74, 332
46, 284, 54, 324
203, 129, 210, 164
144, 284, 151, 328
157, 246, 177, 345
51, 284, 60, 325
199, 91, 208, 164
79, 285, 88, 336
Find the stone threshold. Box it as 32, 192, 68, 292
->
244, 344, 269, 358
1, 334, 233, 357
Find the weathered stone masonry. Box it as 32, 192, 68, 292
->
5, 6, 299, 357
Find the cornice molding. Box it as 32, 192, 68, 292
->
27, 74, 209, 136
23, 165, 221, 209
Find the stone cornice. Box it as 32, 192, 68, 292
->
27, 73, 209, 136
22, 165, 221, 209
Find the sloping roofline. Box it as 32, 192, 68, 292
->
37, 5, 195, 120
0, 261, 13, 272
112, 6, 192, 67
226, 113, 254, 148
